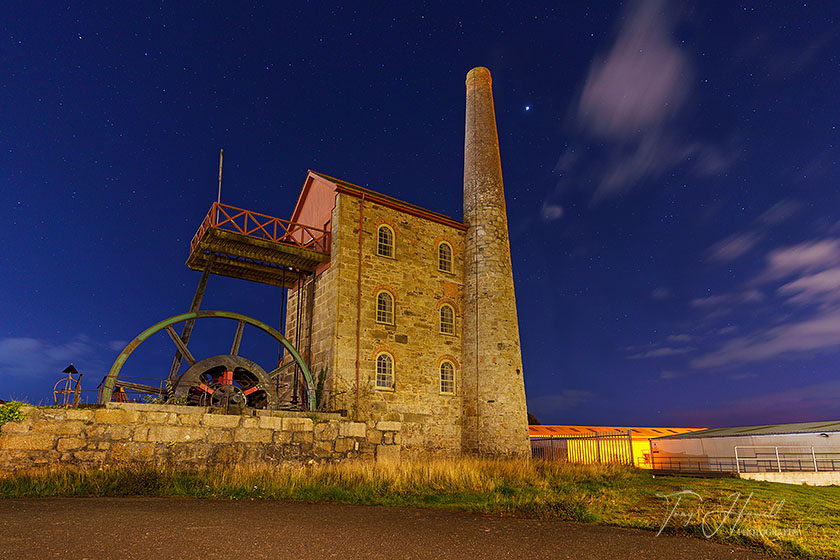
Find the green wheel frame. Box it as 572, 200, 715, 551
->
99, 310, 315, 410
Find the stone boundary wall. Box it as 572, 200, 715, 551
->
0, 403, 402, 473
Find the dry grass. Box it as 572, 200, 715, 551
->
2, 459, 838, 559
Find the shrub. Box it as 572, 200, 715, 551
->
0, 401, 29, 429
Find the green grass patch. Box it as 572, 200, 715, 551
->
1, 459, 837, 558
0, 401, 29, 429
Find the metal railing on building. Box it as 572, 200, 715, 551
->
190, 203, 331, 256
648, 447, 840, 474
649, 455, 738, 473
735, 446, 840, 473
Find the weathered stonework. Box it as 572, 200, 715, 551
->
281, 68, 530, 457
281, 174, 467, 455
285, 191, 467, 456
284, 243, 339, 407
462, 67, 530, 456
0, 403, 401, 473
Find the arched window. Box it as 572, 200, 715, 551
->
440, 304, 454, 335
376, 291, 394, 324
376, 353, 394, 389
439, 361, 455, 394
438, 242, 453, 273
377, 225, 394, 258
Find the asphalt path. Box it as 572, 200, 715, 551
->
0, 498, 794, 560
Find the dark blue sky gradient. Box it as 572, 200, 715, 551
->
2, 2, 839, 427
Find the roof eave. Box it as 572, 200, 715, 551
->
311, 170, 468, 231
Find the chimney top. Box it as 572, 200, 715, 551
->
466, 66, 492, 86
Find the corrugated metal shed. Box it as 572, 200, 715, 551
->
654, 420, 840, 440
529, 425, 705, 469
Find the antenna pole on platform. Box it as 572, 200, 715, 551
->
217, 149, 224, 204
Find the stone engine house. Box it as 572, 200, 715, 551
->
284, 67, 529, 457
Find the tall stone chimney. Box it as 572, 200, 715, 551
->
461, 67, 530, 456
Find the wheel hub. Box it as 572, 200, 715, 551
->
173, 355, 274, 409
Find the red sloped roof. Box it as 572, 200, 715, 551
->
291, 170, 467, 231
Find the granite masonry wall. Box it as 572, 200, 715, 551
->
0, 403, 402, 473
284, 202, 340, 409
462, 67, 531, 456
332, 194, 467, 456
285, 192, 468, 457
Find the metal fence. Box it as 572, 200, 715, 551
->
734, 446, 840, 473
531, 430, 634, 465
649, 446, 840, 474
649, 455, 738, 473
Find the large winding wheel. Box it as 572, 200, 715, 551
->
99, 310, 315, 410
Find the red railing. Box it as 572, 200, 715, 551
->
190, 203, 331, 255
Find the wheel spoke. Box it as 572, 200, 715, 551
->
230, 321, 244, 355
164, 325, 197, 366
197, 382, 214, 395
267, 360, 296, 379
243, 385, 261, 396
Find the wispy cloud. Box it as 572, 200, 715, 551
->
756, 200, 802, 226
778, 267, 840, 305
108, 340, 129, 352
707, 200, 802, 262
0, 336, 95, 379
691, 305, 840, 368
708, 231, 763, 262
727, 380, 840, 419
758, 239, 840, 282
0, 334, 119, 402
577, 0, 688, 139
674, 380, 840, 426
737, 26, 840, 82
625, 334, 695, 363
555, 0, 733, 201
690, 290, 763, 310
729, 372, 758, 381
658, 370, 688, 380
628, 347, 692, 359
691, 237, 840, 369
666, 334, 693, 343
650, 287, 671, 300
540, 203, 564, 222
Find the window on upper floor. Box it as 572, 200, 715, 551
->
377, 225, 394, 258
376, 291, 394, 324
376, 352, 394, 389
440, 304, 455, 335
439, 361, 455, 394
438, 242, 453, 273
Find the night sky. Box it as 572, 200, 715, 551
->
3, 2, 839, 427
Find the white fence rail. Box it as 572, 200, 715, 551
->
734, 446, 840, 474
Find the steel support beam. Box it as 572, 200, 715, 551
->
168, 255, 213, 383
